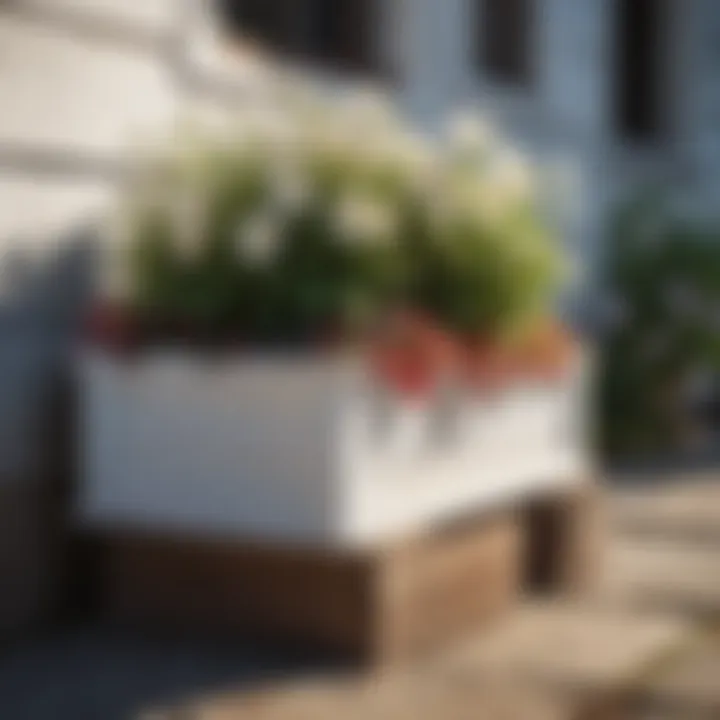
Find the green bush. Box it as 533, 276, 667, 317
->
116, 93, 564, 346
599, 194, 720, 455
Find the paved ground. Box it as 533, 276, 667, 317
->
601, 473, 720, 616
0, 628, 345, 720
166, 675, 578, 720
600, 473, 720, 719
1, 472, 719, 719
434, 604, 692, 694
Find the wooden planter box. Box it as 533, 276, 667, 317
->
77, 349, 594, 662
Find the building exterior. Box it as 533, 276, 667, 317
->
1, 0, 719, 279
0, 0, 719, 630
214, 0, 720, 271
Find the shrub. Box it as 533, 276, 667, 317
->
598, 194, 720, 455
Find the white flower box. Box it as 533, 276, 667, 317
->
77, 349, 592, 548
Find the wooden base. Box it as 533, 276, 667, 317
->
98, 509, 523, 666
0, 481, 62, 638
525, 483, 603, 598
92, 484, 601, 665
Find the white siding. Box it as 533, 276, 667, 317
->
0, 15, 176, 158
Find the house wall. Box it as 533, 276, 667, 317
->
0, 0, 180, 633
0, 1, 271, 488
389, 0, 718, 272
680, 0, 720, 213
0, 0, 283, 633
0, 3, 176, 486
386, 0, 612, 286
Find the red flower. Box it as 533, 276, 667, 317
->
369, 311, 461, 399
370, 347, 436, 398
83, 300, 137, 353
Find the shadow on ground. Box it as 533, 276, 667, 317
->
0, 624, 344, 720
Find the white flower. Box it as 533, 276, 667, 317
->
339, 88, 397, 135
235, 211, 281, 267
268, 164, 311, 214
491, 148, 534, 201
431, 143, 536, 226
334, 193, 396, 247
391, 132, 437, 189
432, 171, 500, 227
232, 107, 299, 161
446, 112, 495, 155
251, 107, 295, 141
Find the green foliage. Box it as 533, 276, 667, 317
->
599, 193, 720, 455
117, 97, 564, 345
409, 205, 562, 338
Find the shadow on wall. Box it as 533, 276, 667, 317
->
0, 226, 99, 637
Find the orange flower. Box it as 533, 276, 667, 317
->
369, 311, 461, 398
512, 319, 577, 382
461, 338, 516, 392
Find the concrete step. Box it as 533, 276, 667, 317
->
638, 640, 720, 718
608, 475, 720, 545
431, 603, 692, 698
600, 538, 720, 616
618, 632, 720, 720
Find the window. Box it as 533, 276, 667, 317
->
217, 0, 290, 53
216, 0, 380, 75
614, 0, 669, 142
479, 0, 534, 87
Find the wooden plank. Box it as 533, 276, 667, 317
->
99, 509, 523, 665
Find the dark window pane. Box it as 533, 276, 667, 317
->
328, 0, 379, 73
615, 0, 668, 141
480, 0, 533, 86
217, 0, 284, 47
307, 0, 340, 59
217, 0, 379, 75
